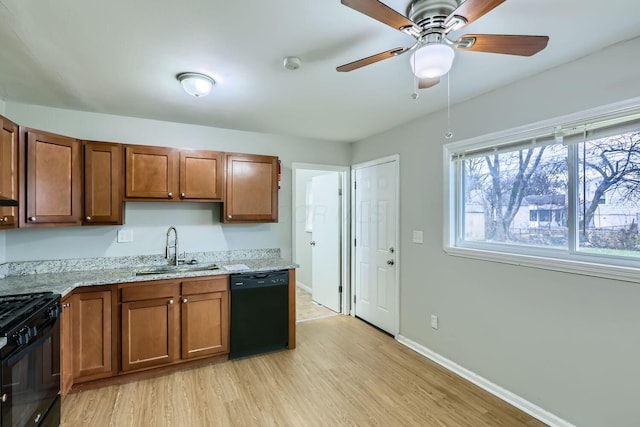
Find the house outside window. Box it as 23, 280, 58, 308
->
444, 101, 640, 281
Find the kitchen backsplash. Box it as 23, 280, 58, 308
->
0, 248, 281, 277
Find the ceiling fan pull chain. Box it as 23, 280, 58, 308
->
445, 72, 453, 139
411, 55, 419, 99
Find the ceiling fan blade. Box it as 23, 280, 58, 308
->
337, 47, 408, 72
445, 0, 506, 30
455, 34, 549, 56
418, 78, 440, 89
341, 0, 419, 33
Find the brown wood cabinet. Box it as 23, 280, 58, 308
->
125, 145, 224, 202
20, 129, 82, 227
223, 153, 278, 223
60, 286, 116, 395
0, 115, 19, 229
120, 276, 229, 372
120, 281, 181, 372
83, 141, 123, 225
179, 150, 223, 201
125, 145, 178, 200
60, 294, 73, 395
181, 277, 229, 359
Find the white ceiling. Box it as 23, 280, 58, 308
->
0, 0, 639, 143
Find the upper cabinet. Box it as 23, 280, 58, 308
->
20, 129, 82, 227
125, 146, 223, 202
125, 145, 178, 200
179, 150, 223, 201
0, 115, 19, 229
83, 141, 123, 225
223, 153, 278, 223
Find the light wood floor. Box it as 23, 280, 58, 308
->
61, 316, 546, 426
296, 286, 339, 322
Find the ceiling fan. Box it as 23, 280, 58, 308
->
336, 0, 549, 89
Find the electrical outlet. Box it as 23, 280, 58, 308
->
117, 229, 134, 243
412, 230, 424, 244
430, 314, 439, 330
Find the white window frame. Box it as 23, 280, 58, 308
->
443, 97, 640, 284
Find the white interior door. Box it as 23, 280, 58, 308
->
354, 159, 397, 334
311, 172, 341, 312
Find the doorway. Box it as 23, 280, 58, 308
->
292, 164, 350, 317
351, 155, 399, 336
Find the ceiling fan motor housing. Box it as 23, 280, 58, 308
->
408, 0, 459, 41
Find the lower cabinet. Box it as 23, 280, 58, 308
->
181, 277, 229, 360
120, 281, 180, 372
120, 275, 229, 373
61, 274, 231, 390
60, 286, 116, 394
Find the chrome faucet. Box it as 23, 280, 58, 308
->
165, 226, 185, 266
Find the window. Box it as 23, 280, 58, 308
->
445, 101, 640, 281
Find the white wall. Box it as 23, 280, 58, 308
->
3, 103, 351, 262
351, 36, 640, 427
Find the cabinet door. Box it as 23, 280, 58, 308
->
181, 291, 229, 360
125, 145, 178, 200
179, 150, 223, 201
0, 116, 18, 228
60, 296, 73, 395
71, 290, 114, 382
121, 297, 179, 372
84, 142, 123, 225
23, 130, 82, 226
223, 153, 278, 222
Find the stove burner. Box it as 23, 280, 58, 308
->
0, 292, 57, 333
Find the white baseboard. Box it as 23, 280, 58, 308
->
296, 281, 312, 293
396, 335, 575, 427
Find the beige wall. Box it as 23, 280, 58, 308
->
351, 36, 640, 427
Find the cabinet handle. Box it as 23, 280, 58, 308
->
0, 217, 7, 223
180, 192, 186, 198
228, 215, 232, 219
1, 393, 7, 402
387, 260, 395, 266
167, 192, 173, 198
85, 216, 92, 221
28, 216, 36, 222
182, 298, 188, 304
168, 299, 174, 304
62, 303, 71, 309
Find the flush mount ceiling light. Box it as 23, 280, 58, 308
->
177, 72, 215, 97
410, 43, 455, 79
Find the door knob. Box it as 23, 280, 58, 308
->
85, 216, 92, 221
167, 192, 173, 198
180, 192, 186, 198
310, 241, 316, 246
387, 260, 394, 266
182, 298, 188, 304
28, 216, 36, 222
389, 247, 395, 253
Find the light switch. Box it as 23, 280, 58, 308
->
117, 229, 133, 243
412, 230, 423, 244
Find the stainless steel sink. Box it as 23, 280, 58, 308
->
134, 263, 220, 276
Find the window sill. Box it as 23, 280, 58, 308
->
443, 245, 640, 285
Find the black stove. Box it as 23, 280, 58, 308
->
0, 291, 61, 427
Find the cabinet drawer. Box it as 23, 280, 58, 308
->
121, 282, 179, 302
182, 277, 228, 295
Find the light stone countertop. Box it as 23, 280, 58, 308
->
0, 251, 297, 297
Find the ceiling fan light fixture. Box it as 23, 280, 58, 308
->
177, 72, 215, 97
410, 44, 455, 79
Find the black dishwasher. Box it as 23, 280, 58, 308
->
229, 270, 289, 359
